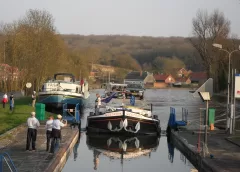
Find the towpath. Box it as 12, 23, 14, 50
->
0, 123, 79, 172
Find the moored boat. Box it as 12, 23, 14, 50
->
86, 101, 161, 135
38, 73, 90, 111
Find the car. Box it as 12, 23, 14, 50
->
125, 84, 145, 100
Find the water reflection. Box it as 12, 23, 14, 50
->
87, 134, 160, 170
167, 136, 174, 163
73, 133, 81, 161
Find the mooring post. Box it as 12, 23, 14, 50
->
182, 108, 184, 121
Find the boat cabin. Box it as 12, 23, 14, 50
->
41, 73, 88, 94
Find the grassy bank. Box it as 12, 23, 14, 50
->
0, 97, 52, 135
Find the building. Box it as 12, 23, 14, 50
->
124, 71, 154, 86
190, 72, 208, 85
174, 77, 191, 85
153, 74, 175, 88
175, 68, 192, 78
89, 69, 100, 79
0, 64, 19, 81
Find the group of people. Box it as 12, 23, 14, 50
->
1, 90, 36, 111
2, 93, 14, 111
26, 112, 67, 153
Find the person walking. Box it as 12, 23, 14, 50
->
26, 112, 40, 151
2, 93, 8, 108
32, 91, 36, 107
9, 93, 14, 111
45, 115, 54, 151
95, 94, 101, 115
50, 114, 67, 153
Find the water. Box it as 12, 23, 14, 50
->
63, 133, 195, 172
62, 89, 206, 172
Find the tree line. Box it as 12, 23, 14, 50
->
0, 9, 239, 93
0, 9, 93, 92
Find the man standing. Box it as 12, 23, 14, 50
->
32, 91, 36, 107
2, 93, 8, 108
26, 112, 40, 151
45, 116, 54, 151
50, 114, 67, 153
95, 94, 101, 115
9, 93, 14, 111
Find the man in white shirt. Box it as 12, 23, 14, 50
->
26, 112, 40, 151
95, 94, 101, 115
50, 114, 67, 153
45, 115, 54, 151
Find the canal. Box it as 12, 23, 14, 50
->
62, 88, 228, 172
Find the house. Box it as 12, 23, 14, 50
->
174, 77, 191, 85
153, 74, 175, 88
190, 72, 208, 85
124, 71, 154, 86
175, 68, 191, 78
0, 64, 19, 81
89, 69, 100, 79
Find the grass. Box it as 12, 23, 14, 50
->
0, 97, 53, 135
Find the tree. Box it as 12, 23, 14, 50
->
189, 9, 231, 92
153, 56, 185, 74
1, 9, 68, 92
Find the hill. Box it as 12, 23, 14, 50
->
61, 35, 204, 73
90, 63, 131, 83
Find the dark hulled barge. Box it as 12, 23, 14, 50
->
86, 105, 161, 136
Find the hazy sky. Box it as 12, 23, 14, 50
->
0, 0, 239, 37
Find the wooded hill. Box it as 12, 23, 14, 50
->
61, 34, 203, 73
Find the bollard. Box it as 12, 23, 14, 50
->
210, 123, 214, 130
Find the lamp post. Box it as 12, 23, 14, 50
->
198, 91, 211, 157
212, 43, 240, 132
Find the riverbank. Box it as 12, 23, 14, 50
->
0, 97, 35, 135
170, 128, 240, 172
0, 97, 55, 135
0, 122, 79, 172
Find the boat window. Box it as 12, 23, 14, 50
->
76, 87, 78, 93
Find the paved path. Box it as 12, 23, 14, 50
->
0, 124, 79, 172
176, 130, 240, 172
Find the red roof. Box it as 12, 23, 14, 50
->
175, 77, 189, 82
190, 72, 207, 81
154, 74, 170, 81
0, 63, 11, 68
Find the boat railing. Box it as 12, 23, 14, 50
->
40, 88, 77, 93
0, 152, 18, 172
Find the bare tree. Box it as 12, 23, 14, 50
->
189, 9, 231, 92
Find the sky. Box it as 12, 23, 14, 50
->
0, 0, 239, 37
